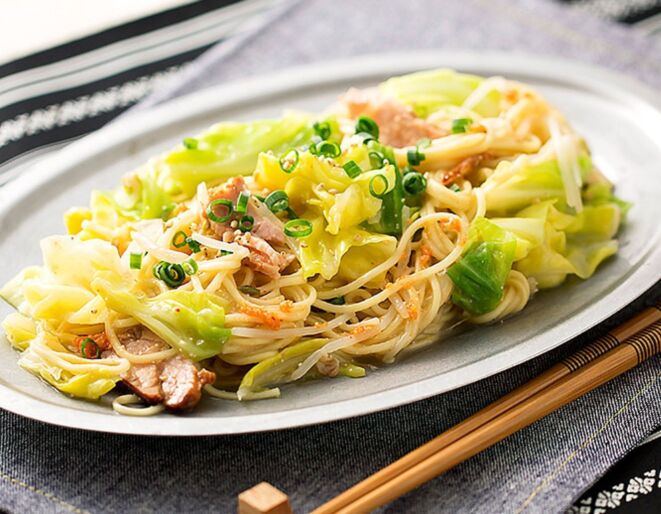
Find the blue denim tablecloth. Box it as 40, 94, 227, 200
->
1, 1, 660, 513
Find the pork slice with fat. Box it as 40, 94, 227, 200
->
207, 176, 286, 246
339, 88, 444, 148
104, 326, 216, 410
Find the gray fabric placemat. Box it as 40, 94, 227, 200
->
1, 1, 660, 513
138, 0, 661, 108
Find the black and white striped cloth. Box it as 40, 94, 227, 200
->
0, 0, 284, 185
558, 0, 661, 25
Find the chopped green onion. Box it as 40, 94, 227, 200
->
369, 174, 389, 199
407, 148, 425, 166
236, 192, 250, 214
368, 151, 386, 169
239, 215, 254, 232
279, 148, 299, 173
366, 140, 395, 165
206, 199, 233, 223
182, 259, 198, 276
264, 190, 289, 214
183, 137, 198, 150
315, 141, 341, 158
313, 121, 331, 140
450, 183, 461, 192
356, 132, 376, 145
80, 337, 101, 359
286, 207, 299, 219
129, 252, 143, 270
186, 237, 201, 253
355, 116, 379, 139
308, 139, 320, 155
342, 160, 362, 179
220, 250, 233, 256
451, 118, 473, 134
152, 261, 166, 281
364, 141, 404, 236
327, 296, 346, 305
417, 138, 431, 148
153, 262, 186, 288
284, 219, 313, 238
403, 172, 427, 195
254, 194, 266, 203
238, 285, 261, 296
172, 231, 188, 248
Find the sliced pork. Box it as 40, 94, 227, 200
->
339, 88, 444, 148
442, 154, 489, 185
161, 356, 216, 410
208, 176, 286, 246
103, 326, 216, 410
206, 176, 294, 279
223, 230, 295, 279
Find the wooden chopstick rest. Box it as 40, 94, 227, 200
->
238, 482, 292, 514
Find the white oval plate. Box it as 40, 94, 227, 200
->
0, 52, 659, 436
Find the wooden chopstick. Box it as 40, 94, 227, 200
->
312, 305, 660, 514
318, 317, 661, 514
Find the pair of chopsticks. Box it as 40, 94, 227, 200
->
238, 304, 661, 514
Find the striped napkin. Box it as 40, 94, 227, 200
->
0, 0, 285, 185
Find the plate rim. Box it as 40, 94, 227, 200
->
0, 50, 659, 436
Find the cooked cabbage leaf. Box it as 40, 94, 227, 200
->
447, 218, 516, 315
1, 237, 128, 325
379, 69, 501, 118
18, 332, 123, 399
1, 312, 36, 351
298, 217, 397, 281
483, 152, 592, 216
488, 217, 546, 261
0, 266, 43, 312
42, 235, 128, 290
254, 149, 398, 279
74, 112, 313, 227
238, 338, 364, 399
94, 281, 230, 361
163, 111, 313, 198
583, 182, 632, 222
565, 203, 621, 241
513, 201, 619, 288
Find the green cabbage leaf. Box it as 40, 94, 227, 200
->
70, 112, 313, 227
483, 152, 592, 216
238, 338, 365, 399
254, 148, 398, 280
379, 68, 501, 118
447, 218, 517, 315
94, 280, 230, 361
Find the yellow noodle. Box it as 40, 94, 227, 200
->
105, 318, 177, 364
112, 394, 166, 416
469, 270, 532, 324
